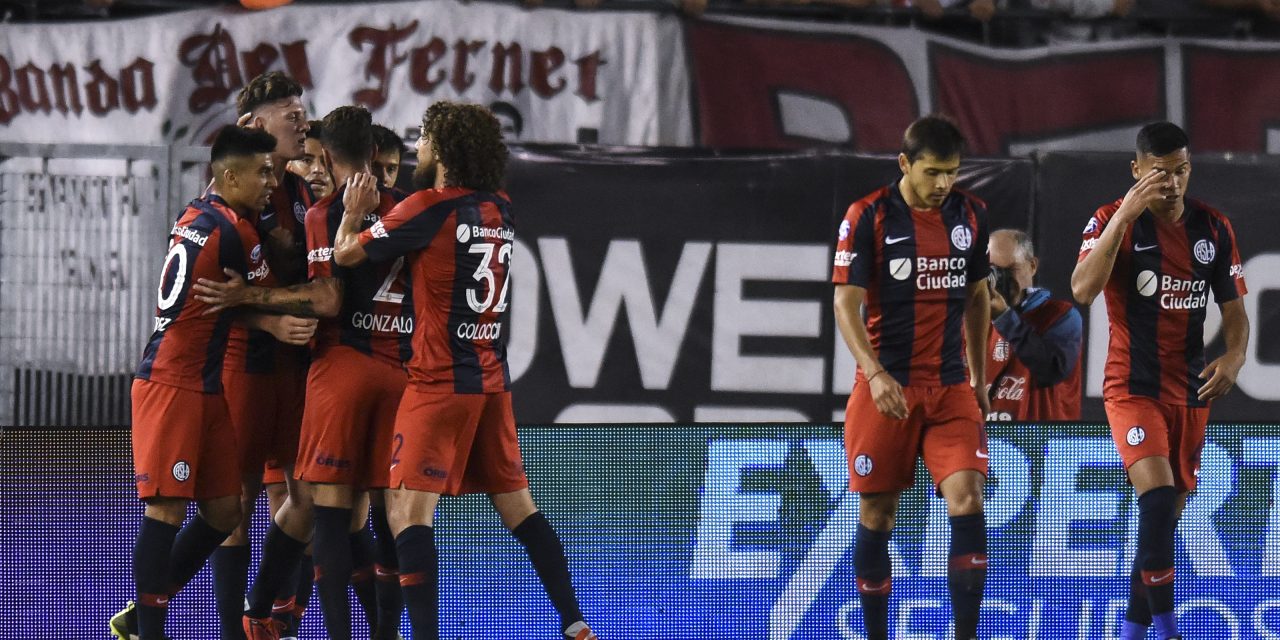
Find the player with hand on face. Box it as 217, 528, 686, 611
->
332, 101, 597, 640
212, 70, 317, 640
196, 105, 412, 640
1072, 122, 1249, 640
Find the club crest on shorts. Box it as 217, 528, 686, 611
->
854, 454, 874, 477
950, 224, 972, 251
1193, 238, 1216, 265
172, 460, 191, 482
1126, 426, 1146, 446
293, 201, 307, 223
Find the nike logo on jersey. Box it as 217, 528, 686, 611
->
260, 211, 275, 220
1145, 571, 1174, 585
885, 235, 911, 245
975, 450, 989, 459
1134, 243, 1158, 252
970, 556, 988, 566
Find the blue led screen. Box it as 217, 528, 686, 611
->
2, 423, 1278, 639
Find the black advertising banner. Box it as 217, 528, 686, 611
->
1034, 152, 1280, 422
504, 148, 1036, 423
506, 147, 1275, 423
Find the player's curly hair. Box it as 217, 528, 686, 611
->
236, 71, 303, 117
421, 102, 507, 193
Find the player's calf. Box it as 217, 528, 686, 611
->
1137, 485, 1179, 639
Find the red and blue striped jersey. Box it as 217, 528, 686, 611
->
832, 184, 990, 387
306, 186, 413, 367
135, 195, 270, 393
1079, 197, 1247, 407
358, 187, 513, 394
224, 171, 314, 374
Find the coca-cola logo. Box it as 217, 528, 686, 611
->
994, 375, 1026, 402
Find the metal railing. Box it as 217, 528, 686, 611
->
0, 142, 201, 426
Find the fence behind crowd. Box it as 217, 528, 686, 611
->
1, 144, 1277, 426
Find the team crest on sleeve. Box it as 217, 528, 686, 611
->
838, 219, 851, 241
950, 225, 973, 251
172, 461, 191, 482
854, 454, 874, 477
293, 202, 307, 223
1193, 239, 1216, 265
1083, 217, 1099, 234
250, 244, 262, 263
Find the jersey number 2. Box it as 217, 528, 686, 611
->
372, 257, 406, 304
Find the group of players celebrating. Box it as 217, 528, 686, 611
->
833, 117, 1248, 640
114, 71, 597, 640
114, 65, 1247, 640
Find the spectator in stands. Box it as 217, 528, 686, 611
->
912, 0, 1000, 21
985, 229, 1083, 421
490, 102, 524, 141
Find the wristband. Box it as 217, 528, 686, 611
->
867, 369, 886, 383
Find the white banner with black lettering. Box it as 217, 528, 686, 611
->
0, 1, 691, 147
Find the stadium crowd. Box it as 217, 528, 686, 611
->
3, 0, 1279, 44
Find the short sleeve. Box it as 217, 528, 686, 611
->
1211, 216, 1248, 303
832, 202, 876, 287
359, 197, 450, 263
1077, 208, 1109, 262
237, 219, 275, 287
305, 202, 334, 281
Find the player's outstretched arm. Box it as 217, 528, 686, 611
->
333, 173, 379, 268
834, 285, 908, 420
193, 268, 342, 318
242, 312, 318, 346
964, 280, 992, 416
1198, 298, 1249, 401
1072, 168, 1167, 304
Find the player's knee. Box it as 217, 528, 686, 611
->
143, 498, 188, 526
945, 490, 984, 516
203, 500, 243, 533
858, 495, 898, 531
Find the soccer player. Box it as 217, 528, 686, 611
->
213, 70, 316, 640
832, 115, 991, 640
195, 105, 411, 640
113, 125, 317, 640
288, 120, 333, 200
371, 123, 405, 189
331, 101, 597, 640
985, 228, 1083, 421
1071, 122, 1249, 640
